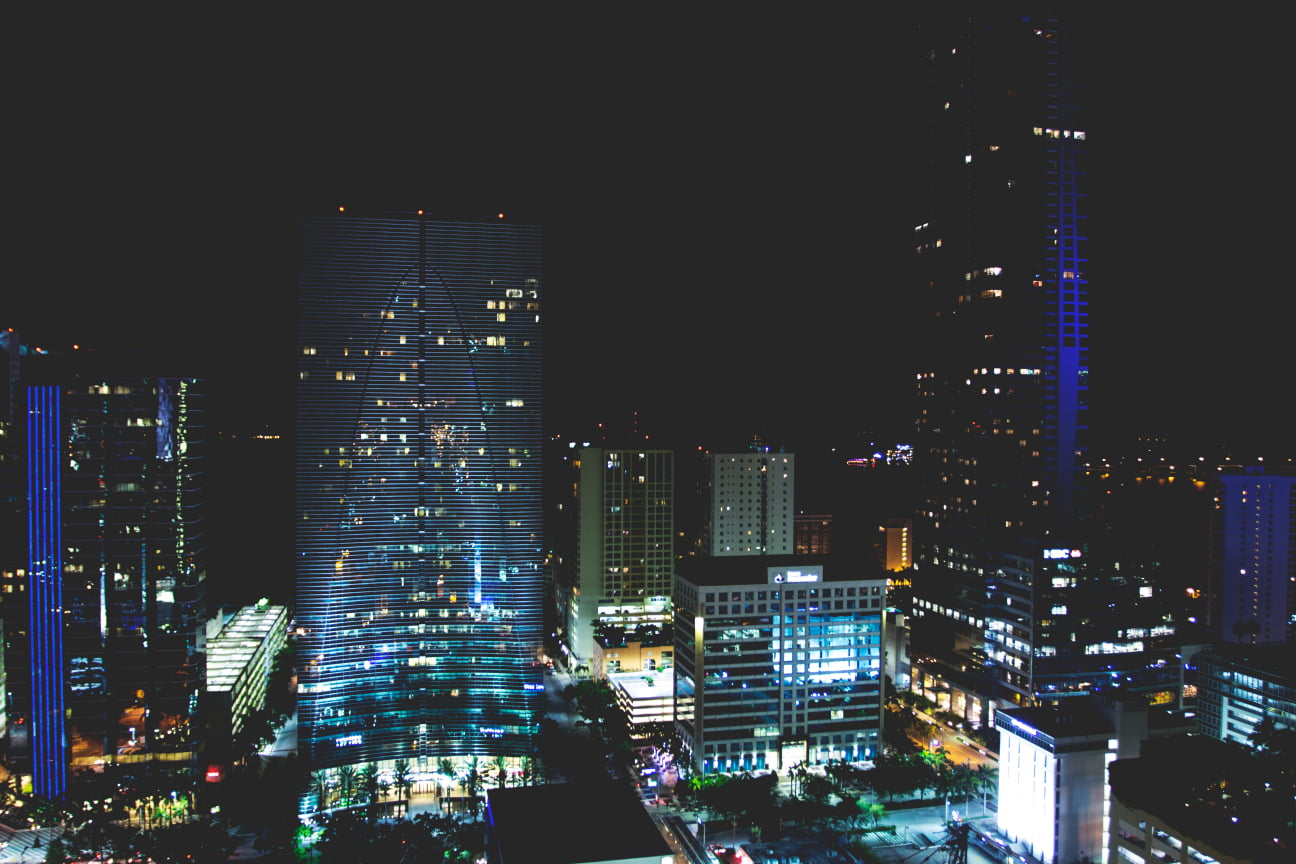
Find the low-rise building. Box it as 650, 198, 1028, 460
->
204, 600, 288, 741
1194, 644, 1296, 746
1108, 734, 1290, 864
608, 669, 674, 728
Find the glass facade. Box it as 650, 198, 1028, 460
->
26, 376, 205, 797
295, 212, 544, 775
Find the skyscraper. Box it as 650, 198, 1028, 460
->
24, 371, 205, 797
295, 211, 544, 785
1213, 466, 1295, 646
910, 12, 1093, 714
567, 447, 674, 666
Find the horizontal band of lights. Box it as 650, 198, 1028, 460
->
296, 213, 544, 770
28, 385, 66, 798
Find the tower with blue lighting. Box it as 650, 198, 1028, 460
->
295, 211, 544, 790
27, 385, 66, 797
22, 371, 205, 798
909, 13, 1111, 716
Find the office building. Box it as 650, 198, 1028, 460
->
706, 450, 794, 557
1194, 644, 1296, 746
1213, 466, 1295, 645
674, 556, 884, 774
25, 372, 205, 797
568, 447, 673, 667
295, 211, 544, 785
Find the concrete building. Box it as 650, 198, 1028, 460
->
608, 669, 674, 728
996, 694, 1193, 864
204, 601, 288, 742
674, 555, 884, 774
568, 448, 674, 667
706, 450, 794, 557
591, 631, 672, 680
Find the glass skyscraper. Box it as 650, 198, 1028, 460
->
295, 212, 544, 781
25, 372, 205, 798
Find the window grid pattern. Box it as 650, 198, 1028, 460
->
295, 213, 543, 770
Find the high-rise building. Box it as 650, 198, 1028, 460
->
567, 447, 674, 666
25, 372, 205, 797
909, 12, 1100, 716
1213, 466, 1295, 646
705, 450, 794, 557
295, 211, 544, 787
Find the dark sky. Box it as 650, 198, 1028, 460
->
8, 11, 1289, 457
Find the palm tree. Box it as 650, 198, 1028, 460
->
974, 764, 998, 816
311, 770, 331, 812
493, 754, 508, 790
336, 764, 358, 808
393, 759, 414, 808
519, 756, 537, 787
357, 763, 380, 821
463, 757, 484, 819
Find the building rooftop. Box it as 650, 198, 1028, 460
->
485, 781, 671, 864
1110, 734, 1293, 864
608, 669, 674, 702
206, 603, 288, 693
676, 553, 884, 587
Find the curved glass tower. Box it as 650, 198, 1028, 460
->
295, 212, 543, 776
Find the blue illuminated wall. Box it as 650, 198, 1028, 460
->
295, 212, 544, 772
27, 385, 66, 798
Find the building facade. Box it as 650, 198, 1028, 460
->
674, 556, 884, 774
295, 211, 544, 782
204, 600, 288, 743
25, 374, 205, 797
1194, 645, 1296, 746
1213, 466, 1295, 646
568, 447, 673, 666
904, 14, 1195, 721
706, 451, 794, 557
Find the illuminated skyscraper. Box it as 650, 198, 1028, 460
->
910, 13, 1096, 713
295, 212, 543, 785
1213, 466, 1295, 646
25, 372, 205, 798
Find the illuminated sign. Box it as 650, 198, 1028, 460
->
772, 566, 822, 584
1010, 717, 1038, 736
1042, 548, 1082, 560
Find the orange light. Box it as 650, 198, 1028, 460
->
73, 344, 79, 350
338, 206, 346, 212
497, 212, 505, 218
417, 210, 424, 216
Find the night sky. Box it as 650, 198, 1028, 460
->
8, 11, 1288, 457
